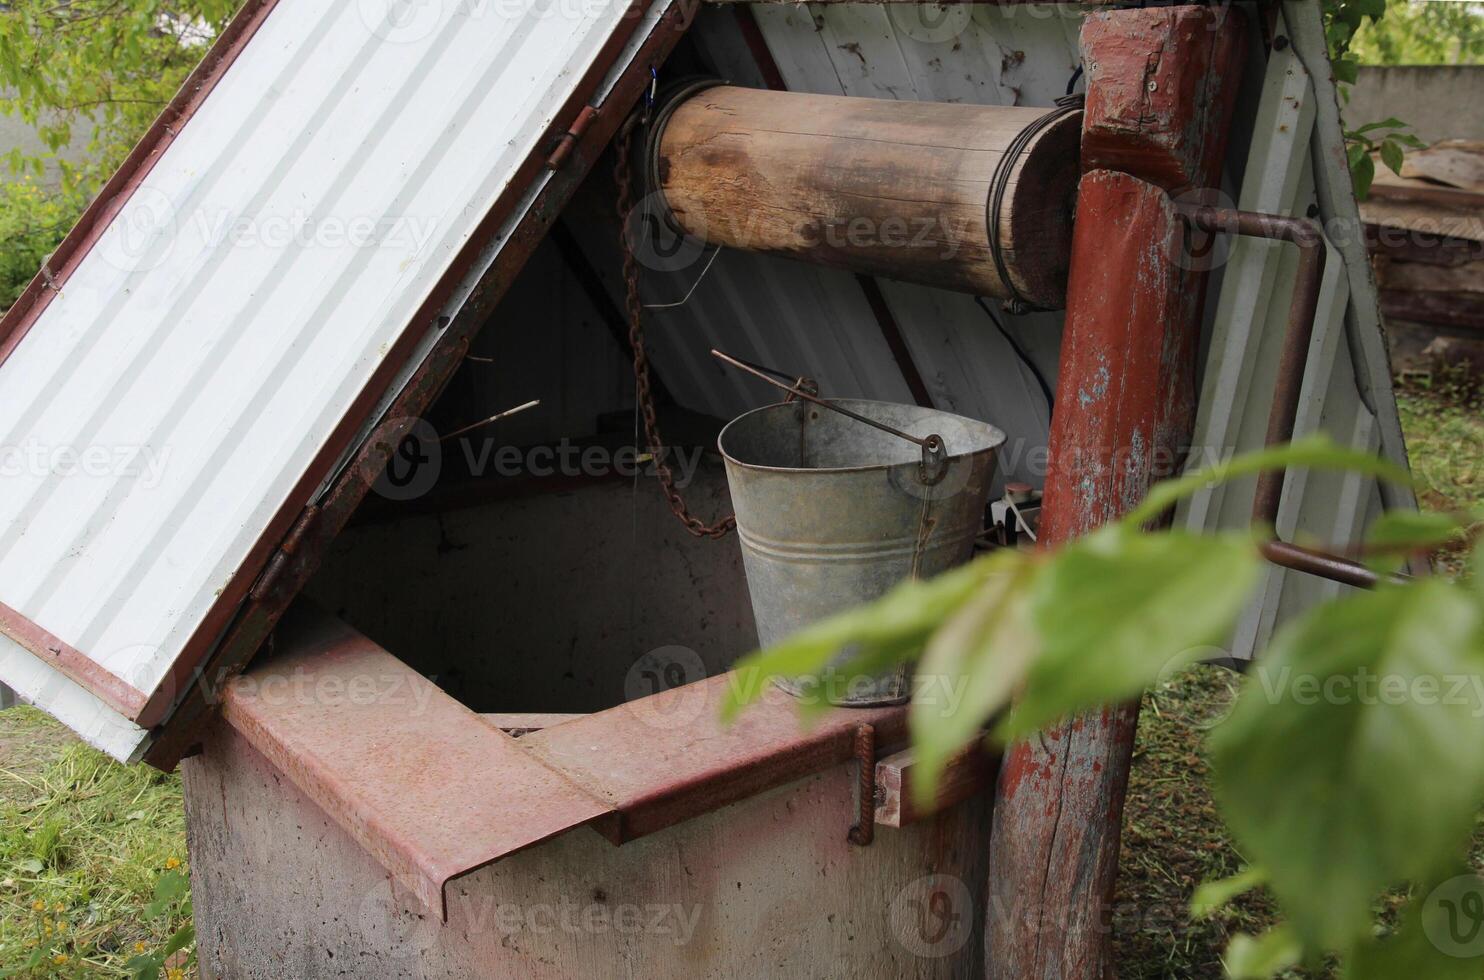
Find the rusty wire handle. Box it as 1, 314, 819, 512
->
1178, 205, 1406, 589
711, 349, 949, 485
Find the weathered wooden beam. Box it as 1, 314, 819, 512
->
984, 7, 1247, 979
653, 85, 1081, 308
873, 741, 997, 829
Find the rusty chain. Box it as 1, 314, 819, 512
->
615, 121, 735, 540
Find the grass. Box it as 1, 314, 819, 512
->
1114, 370, 1483, 979
0, 370, 1476, 978
0, 708, 191, 978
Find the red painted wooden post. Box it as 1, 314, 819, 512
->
984, 7, 1247, 978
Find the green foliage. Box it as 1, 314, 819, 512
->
123, 870, 194, 980
0, 0, 238, 195
0, 721, 190, 978
725, 434, 1484, 977
1007, 527, 1259, 742
1343, 118, 1426, 200
0, 181, 83, 312
1320, 0, 1434, 199
1222, 926, 1301, 979
1212, 580, 1484, 954
1351, 0, 1484, 66
0, 1, 234, 315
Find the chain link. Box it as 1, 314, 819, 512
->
615, 122, 736, 540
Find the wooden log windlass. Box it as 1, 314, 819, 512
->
648, 85, 1081, 309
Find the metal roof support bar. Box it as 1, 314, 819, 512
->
1178, 205, 1407, 590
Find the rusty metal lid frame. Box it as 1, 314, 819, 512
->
216, 602, 910, 922
0, 0, 679, 745
141, 0, 696, 769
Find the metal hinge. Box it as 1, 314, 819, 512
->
545, 105, 599, 171
249, 504, 321, 604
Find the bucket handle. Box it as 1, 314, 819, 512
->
711, 349, 948, 486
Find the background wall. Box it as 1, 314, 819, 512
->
1348, 65, 1484, 142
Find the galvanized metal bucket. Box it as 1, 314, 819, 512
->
718, 399, 1006, 706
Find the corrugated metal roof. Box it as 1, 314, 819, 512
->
0, 0, 664, 757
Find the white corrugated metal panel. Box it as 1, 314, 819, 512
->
0, 0, 666, 758
1180, 5, 1415, 658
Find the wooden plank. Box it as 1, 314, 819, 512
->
873, 741, 997, 828
1081, 3, 1249, 190
986, 8, 1247, 978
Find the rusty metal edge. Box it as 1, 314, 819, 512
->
143, 1, 694, 767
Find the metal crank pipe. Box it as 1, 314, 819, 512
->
1177, 205, 1407, 589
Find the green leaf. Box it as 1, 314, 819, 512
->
721, 555, 1009, 721
1380, 138, 1405, 176
1211, 580, 1484, 950
1224, 926, 1302, 979
1192, 866, 1268, 919
1347, 873, 1484, 980
1353, 117, 1408, 134
16, 858, 42, 874
996, 527, 1260, 741
1366, 509, 1472, 553
163, 923, 194, 957
153, 869, 188, 904
126, 954, 161, 980
1124, 435, 1410, 530
1334, 55, 1361, 86
1352, 151, 1376, 200
1395, 133, 1428, 150
909, 558, 1039, 805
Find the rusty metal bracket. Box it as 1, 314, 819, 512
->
847, 723, 877, 846
1177, 205, 1406, 590
545, 105, 599, 171
248, 503, 320, 604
